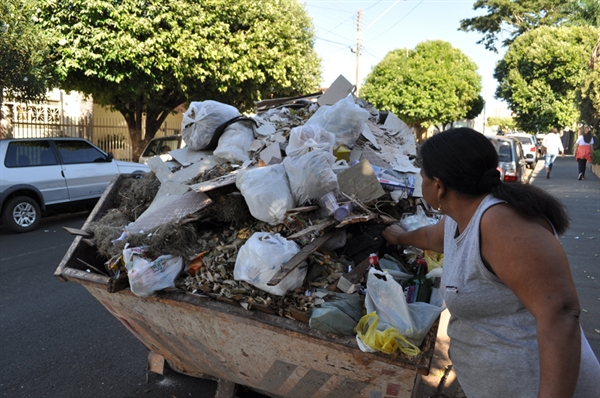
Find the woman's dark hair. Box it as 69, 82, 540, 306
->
420, 128, 570, 234
583, 131, 592, 144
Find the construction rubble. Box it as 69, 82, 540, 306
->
78, 77, 445, 356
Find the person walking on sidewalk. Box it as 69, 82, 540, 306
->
382, 128, 600, 398
541, 127, 564, 178
574, 124, 594, 180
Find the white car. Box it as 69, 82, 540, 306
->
0, 138, 150, 233
506, 133, 538, 169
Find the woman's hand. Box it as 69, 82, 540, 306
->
382, 224, 406, 246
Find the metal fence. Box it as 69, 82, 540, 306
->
2, 102, 180, 162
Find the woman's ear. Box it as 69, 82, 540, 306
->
433, 177, 446, 201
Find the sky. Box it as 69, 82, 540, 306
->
304, 0, 511, 117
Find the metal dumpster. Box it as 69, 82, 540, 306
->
55, 174, 439, 398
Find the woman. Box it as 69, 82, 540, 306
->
382, 128, 599, 397
574, 125, 594, 180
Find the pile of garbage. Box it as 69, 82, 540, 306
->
85, 78, 445, 356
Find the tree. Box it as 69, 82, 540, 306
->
459, 0, 566, 52
0, 0, 55, 116
360, 41, 483, 140
563, 0, 600, 28
486, 116, 517, 132
578, 54, 600, 130
494, 26, 598, 132
38, 0, 321, 159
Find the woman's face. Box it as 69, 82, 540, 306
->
420, 168, 439, 209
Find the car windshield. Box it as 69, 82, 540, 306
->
142, 138, 180, 157
488, 139, 513, 162
513, 136, 533, 146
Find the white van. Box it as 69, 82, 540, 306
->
138, 135, 185, 164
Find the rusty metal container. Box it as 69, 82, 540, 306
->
55, 175, 438, 398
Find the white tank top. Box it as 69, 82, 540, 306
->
441, 194, 600, 397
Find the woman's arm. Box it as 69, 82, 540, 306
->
480, 205, 581, 398
382, 217, 445, 253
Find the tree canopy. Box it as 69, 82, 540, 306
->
459, 0, 599, 52
0, 0, 55, 104
494, 26, 598, 132
487, 116, 517, 133
360, 40, 482, 140
38, 0, 321, 158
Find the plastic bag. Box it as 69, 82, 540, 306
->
213, 120, 255, 162
123, 247, 183, 298
424, 250, 444, 271
356, 312, 420, 356
236, 164, 295, 225
305, 96, 370, 148
283, 150, 338, 205
181, 101, 240, 150
309, 290, 364, 335
399, 205, 434, 231
285, 125, 336, 157
234, 232, 305, 296
365, 268, 442, 346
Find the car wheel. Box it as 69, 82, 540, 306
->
2, 196, 41, 233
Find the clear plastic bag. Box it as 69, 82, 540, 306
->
123, 247, 183, 298
305, 96, 370, 148
399, 205, 431, 231
285, 125, 336, 157
181, 101, 240, 150
283, 150, 339, 206
236, 164, 295, 225
213, 120, 255, 162
234, 232, 305, 296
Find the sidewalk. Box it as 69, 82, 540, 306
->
413, 156, 600, 397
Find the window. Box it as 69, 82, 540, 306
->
54, 140, 107, 164
4, 141, 56, 167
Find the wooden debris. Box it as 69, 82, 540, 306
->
62, 227, 91, 237
287, 220, 335, 240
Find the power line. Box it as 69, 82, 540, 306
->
366, 0, 425, 43
316, 36, 353, 49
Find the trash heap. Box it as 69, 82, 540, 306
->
84, 80, 445, 356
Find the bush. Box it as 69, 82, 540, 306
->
593, 150, 600, 165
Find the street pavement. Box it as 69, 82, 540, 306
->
416, 155, 600, 397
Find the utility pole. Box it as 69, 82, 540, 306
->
355, 8, 362, 92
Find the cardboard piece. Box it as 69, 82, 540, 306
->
170, 147, 214, 167
360, 122, 381, 150
317, 75, 355, 106
168, 156, 224, 184
337, 159, 386, 203
190, 173, 238, 193
260, 142, 282, 165
147, 156, 172, 183
256, 122, 276, 136
127, 189, 212, 233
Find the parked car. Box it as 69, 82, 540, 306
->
486, 135, 527, 183
506, 133, 538, 169
0, 138, 150, 233
138, 135, 185, 164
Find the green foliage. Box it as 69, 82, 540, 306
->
562, 0, 600, 28
494, 26, 598, 132
0, 0, 55, 102
38, 0, 321, 156
459, 0, 566, 52
487, 116, 517, 132
593, 149, 600, 165
578, 62, 600, 130
360, 41, 482, 134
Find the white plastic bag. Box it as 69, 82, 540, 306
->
399, 205, 432, 231
236, 164, 295, 225
181, 101, 240, 150
305, 96, 370, 148
213, 120, 255, 162
285, 125, 336, 157
123, 247, 183, 298
283, 150, 338, 205
364, 268, 442, 346
234, 232, 305, 296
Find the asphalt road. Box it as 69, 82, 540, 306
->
0, 213, 222, 398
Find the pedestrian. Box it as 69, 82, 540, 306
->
574, 124, 594, 180
382, 128, 600, 398
541, 127, 564, 178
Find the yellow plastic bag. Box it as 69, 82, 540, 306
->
356, 312, 420, 356
424, 250, 444, 270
